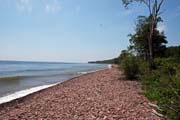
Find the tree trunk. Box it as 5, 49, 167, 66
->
148, 17, 155, 69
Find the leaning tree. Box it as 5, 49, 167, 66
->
122, 0, 165, 68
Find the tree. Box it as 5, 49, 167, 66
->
128, 16, 167, 60
122, 0, 165, 68
165, 46, 180, 62
119, 50, 129, 60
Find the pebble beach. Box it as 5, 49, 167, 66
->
0, 66, 162, 120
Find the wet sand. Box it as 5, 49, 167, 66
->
0, 67, 162, 120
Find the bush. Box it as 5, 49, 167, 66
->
140, 58, 180, 120
138, 60, 150, 76
120, 54, 140, 80
119, 52, 180, 119
161, 65, 180, 120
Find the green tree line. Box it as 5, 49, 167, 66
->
118, 0, 180, 119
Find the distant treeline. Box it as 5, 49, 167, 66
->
165, 45, 180, 59
89, 45, 180, 64
88, 58, 119, 64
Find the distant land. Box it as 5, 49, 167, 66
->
88, 57, 119, 64
89, 45, 180, 64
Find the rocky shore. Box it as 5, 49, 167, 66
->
0, 66, 162, 120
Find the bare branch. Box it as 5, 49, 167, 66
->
143, 0, 152, 14
157, 0, 164, 13
157, 0, 164, 12
157, 9, 165, 16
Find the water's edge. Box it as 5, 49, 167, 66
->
0, 68, 108, 105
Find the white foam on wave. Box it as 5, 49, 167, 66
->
77, 68, 106, 75
77, 71, 88, 74
0, 66, 109, 105
0, 83, 57, 105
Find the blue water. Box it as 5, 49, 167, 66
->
0, 60, 108, 97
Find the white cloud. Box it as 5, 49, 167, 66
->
45, 0, 61, 14
16, 0, 32, 12
157, 23, 167, 33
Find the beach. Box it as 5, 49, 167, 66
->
0, 66, 162, 120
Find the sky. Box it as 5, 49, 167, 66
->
0, 0, 180, 62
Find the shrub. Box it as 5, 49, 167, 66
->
141, 58, 180, 120
119, 53, 180, 119
163, 66, 180, 120
120, 54, 140, 80
138, 60, 150, 76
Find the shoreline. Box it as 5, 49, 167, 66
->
0, 67, 109, 105
0, 66, 162, 120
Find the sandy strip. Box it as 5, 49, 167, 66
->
0, 67, 163, 120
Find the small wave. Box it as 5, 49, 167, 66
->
0, 84, 57, 104
2, 68, 66, 74
77, 72, 88, 74
0, 73, 75, 81
77, 68, 108, 75
0, 76, 27, 81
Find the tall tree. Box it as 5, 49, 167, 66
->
122, 0, 165, 68
128, 16, 167, 60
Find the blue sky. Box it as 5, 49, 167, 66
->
0, 0, 180, 62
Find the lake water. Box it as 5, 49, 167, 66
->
0, 61, 108, 99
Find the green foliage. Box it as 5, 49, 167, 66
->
140, 58, 180, 120
119, 49, 180, 119
122, 0, 165, 69
128, 16, 167, 60
165, 46, 180, 62
120, 1, 178, 119
138, 60, 150, 75
120, 53, 140, 80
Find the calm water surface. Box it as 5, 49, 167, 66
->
0, 61, 107, 97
